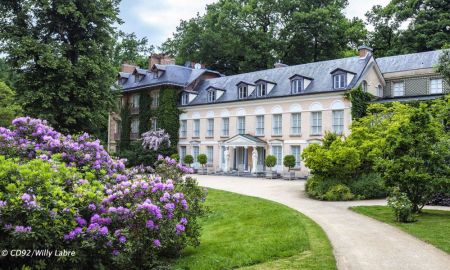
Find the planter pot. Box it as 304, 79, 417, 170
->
283, 171, 296, 180
198, 167, 206, 175
265, 170, 277, 179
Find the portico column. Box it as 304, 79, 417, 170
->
223, 146, 229, 173
244, 146, 248, 171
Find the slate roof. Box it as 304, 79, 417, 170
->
376, 50, 444, 73
188, 56, 370, 105
119, 65, 221, 92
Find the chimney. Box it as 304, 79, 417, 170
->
121, 63, 138, 73
358, 45, 373, 58
149, 54, 175, 69
274, 61, 288, 68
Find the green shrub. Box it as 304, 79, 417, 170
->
265, 155, 277, 169
349, 173, 387, 199
387, 187, 414, 223
283, 155, 296, 171
324, 184, 355, 201
183, 155, 194, 166
305, 175, 338, 199
171, 153, 180, 162
197, 154, 207, 167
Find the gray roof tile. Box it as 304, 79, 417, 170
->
376, 50, 444, 73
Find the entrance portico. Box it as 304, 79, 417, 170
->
220, 134, 267, 174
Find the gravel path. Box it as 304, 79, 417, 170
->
194, 175, 450, 270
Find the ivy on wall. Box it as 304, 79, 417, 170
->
139, 91, 153, 135
119, 98, 131, 151
345, 86, 374, 119
155, 87, 181, 154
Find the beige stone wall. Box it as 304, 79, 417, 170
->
178, 92, 352, 177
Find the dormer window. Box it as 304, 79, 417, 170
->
333, 74, 346, 89
135, 74, 143, 82
153, 72, 159, 79
238, 85, 248, 99
207, 90, 216, 102
181, 93, 189, 105
291, 79, 303, 93
256, 83, 266, 97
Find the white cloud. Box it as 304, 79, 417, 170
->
120, 0, 391, 46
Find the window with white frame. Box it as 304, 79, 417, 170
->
193, 119, 200, 137
151, 118, 158, 131
237, 116, 245, 134
362, 80, 368, 92
238, 86, 248, 99
131, 94, 140, 108
180, 146, 186, 162
332, 110, 344, 134
291, 79, 303, 93
430, 79, 443, 94
151, 92, 159, 107
256, 83, 266, 97
272, 114, 282, 135
256, 115, 264, 136
180, 120, 187, 138
207, 90, 216, 102
377, 85, 383, 97
221, 118, 229, 137
131, 118, 139, 134
272, 146, 282, 166
291, 113, 301, 135
181, 93, 189, 105
291, 146, 301, 168
393, 82, 405, 96
206, 118, 214, 137
333, 74, 346, 89
192, 146, 199, 163
206, 146, 214, 164
311, 111, 322, 135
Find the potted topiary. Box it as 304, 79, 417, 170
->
283, 155, 296, 180
183, 154, 194, 168
265, 155, 277, 179
171, 153, 179, 162
197, 154, 207, 175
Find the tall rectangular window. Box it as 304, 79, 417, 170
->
272, 146, 282, 166
131, 118, 139, 134
393, 82, 405, 96
237, 116, 245, 134
131, 94, 140, 108
180, 120, 187, 138
256, 83, 266, 97
291, 79, 303, 93
333, 74, 346, 89
256, 115, 264, 136
193, 119, 200, 137
151, 92, 159, 107
332, 110, 344, 134
181, 93, 189, 105
291, 146, 301, 168
430, 79, 443, 94
192, 146, 199, 164
206, 118, 214, 137
311, 112, 322, 135
151, 118, 158, 131
207, 90, 216, 102
221, 118, 229, 137
206, 146, 214, 164
272, 114, 282, 136
291, 113, 301, 135
180, 146, 186, 162
238, 86, 248, 99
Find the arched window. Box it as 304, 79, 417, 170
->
362, 80, 368, 92
376, 85, 383, 97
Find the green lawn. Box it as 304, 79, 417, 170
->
173, 189, 336, 270
350, 206, 450, 253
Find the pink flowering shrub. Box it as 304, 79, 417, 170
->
0, 117, 126, 175
0, 118, 206, 269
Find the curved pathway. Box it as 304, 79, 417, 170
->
194, 175, 450, 270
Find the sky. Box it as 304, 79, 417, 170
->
119, 0, 391, 48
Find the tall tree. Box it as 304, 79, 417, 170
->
0, 81, 22, 127
0, 0, 121, 138
366, 0, 450, 57
112, 31, 155, 69
162, 0, 367, 75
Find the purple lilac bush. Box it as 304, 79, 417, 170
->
0, 118, 206, 269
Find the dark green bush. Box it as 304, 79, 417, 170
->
349, 173, 387, 199
305, 175, 339, 200
183, 155, 194, 166
197, 154, 207, 167
265, 155, 277, 169
283, 155, 296, 171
